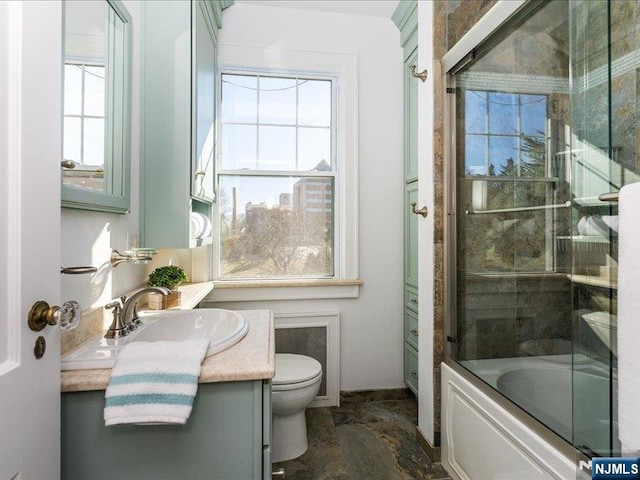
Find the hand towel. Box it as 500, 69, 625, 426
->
617, 182, 640, 452
104, 338, 209, 426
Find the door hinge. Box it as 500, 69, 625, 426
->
446, 335, 457, 343
446, 87, 455, 94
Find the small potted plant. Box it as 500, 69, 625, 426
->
147, 265, 189, 309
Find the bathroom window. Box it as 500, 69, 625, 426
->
63, 62, 106, 188
217, 73, 337, 279
463, 90, 548, 178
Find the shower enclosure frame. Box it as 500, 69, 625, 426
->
440, 0, 610, 468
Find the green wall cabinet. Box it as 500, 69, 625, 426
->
62, 380, 272, 479
141, 1, 228, 249
393, 0, 419, 395
405, 182, 419, 288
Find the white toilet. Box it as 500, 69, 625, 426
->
271, 353, 323, 463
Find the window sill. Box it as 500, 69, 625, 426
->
205, 278, 362, 302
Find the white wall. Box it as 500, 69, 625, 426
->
61, 0, 146, 310
209, 3, 405, 391
417, 0, 436, 444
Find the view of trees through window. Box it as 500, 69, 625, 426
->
218, 73, 335, 278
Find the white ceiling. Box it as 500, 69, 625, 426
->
235, 0, 401, 18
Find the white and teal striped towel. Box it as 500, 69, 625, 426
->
104, 339, 209, 426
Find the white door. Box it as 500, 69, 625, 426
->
0, 1, 62, 478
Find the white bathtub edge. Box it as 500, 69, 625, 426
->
441, 362, 578, 480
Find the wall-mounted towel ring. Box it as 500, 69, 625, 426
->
409, 65, 428, 82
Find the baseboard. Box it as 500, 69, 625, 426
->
416, 426, 441, 463
340, 387, 413, 404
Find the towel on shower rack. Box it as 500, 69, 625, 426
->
104, 338, 209, 426
617, 182, 640, 452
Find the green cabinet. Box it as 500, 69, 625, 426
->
141, 1, 227, 249
404, 33, 419, 183
405, 182, 419, 288
393, 0, 419, 395
61, 380, 272, 479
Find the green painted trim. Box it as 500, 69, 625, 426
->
205, 0, 233, 30
391, 0, 417, 31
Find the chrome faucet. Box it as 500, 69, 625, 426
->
104, 286, 171, 339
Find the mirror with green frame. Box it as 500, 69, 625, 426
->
62, 0, 131, 213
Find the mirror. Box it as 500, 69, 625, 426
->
62, 0, 131, 214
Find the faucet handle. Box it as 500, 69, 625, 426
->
104, 300, 127, 339
105, 300, 122, 313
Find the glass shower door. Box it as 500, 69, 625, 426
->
451, 0, 636, 457
570, 0, 639, 456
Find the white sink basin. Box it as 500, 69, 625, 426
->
61, 309, 249, 371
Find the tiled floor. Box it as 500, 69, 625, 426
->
273, 395, 452, 480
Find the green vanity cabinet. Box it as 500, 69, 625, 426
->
393, 0, 419, 395
62, 379, 272, 480
141, 1, 229, 249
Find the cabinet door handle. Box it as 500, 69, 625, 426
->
410, 370, 418, 379
410, 298, 418, 305
410, 202, 428, 218
410, 328, 419, 337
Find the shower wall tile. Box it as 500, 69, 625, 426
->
446, 0, 498, 51
456, 275, 572, 360
432, 0, 447, 447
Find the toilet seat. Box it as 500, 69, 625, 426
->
273, 354, 322, 391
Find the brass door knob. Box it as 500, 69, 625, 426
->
28, 300, 81, 332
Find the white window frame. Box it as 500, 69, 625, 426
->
211, 45, 359, 300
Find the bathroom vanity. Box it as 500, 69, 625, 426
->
60, 310, 274, 480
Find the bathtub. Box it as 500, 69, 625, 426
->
442, 357, 613, 480
496, 363, 614, 453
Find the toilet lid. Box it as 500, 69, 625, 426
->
273, 354, 322, 385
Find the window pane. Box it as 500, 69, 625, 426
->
259, 77, 296, 125
465, 135, 487, 175
221, 125, 257, 169
521, 134, 547, 177
488, 92, 518, 134
520, 94, 547, 136
219, 175, 334, 278
258, 126, 295, 170
83, 118, 105, 167
221, 74, 257, 123
465, 90, 488, 134
298, 79, 331, 126
63, 117, 81, 163
64, 65, 82, 115
489, 136, 518, 175
298, 127, 331, 171
84, 66, 105, 116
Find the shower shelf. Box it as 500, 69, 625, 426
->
556, 235, 616, 254
566, 274, 617, 289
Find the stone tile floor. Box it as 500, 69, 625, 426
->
273, 396, 452, 480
